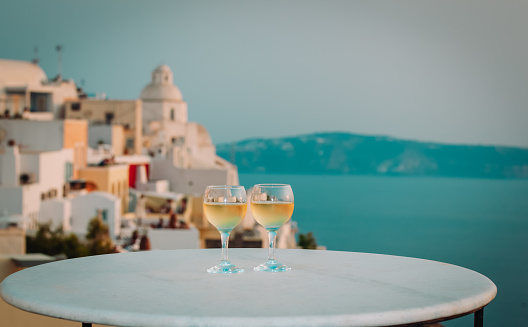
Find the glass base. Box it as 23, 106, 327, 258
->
254, 259, 291, 272
207, 260, 244, 274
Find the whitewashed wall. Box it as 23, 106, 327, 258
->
0, 187, 23, 216
40, 81, 79, 118
70, 192, 121, 240
162, 101, 187, 123
135, 180, 169, 193
0, 184, 41, 226
38, 149, 73, 194
0, 148, 73, 229
142, 102, 164, 131
21, 184, 41, 224
0, 120, 64, 151
0, 146, 21, 186
88, 125, 113, 149
39, 198, 72, 231
160, 121, 186, 145
18, 153, 40, 184
151, 159, 228, 195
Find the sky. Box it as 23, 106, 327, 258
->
1, 0, 527, 147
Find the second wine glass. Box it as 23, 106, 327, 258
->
250, 184, 294, 272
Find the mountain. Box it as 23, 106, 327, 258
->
216, 132, 528, 179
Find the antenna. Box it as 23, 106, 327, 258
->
56, 44, 63, 79
32, 46, 39, 64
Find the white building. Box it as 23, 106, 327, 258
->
0, 118, 89, 225
141, 64, 188, 131
140, 65, 239, 194
0, 142, 74, 225
70, 191, 121, 240
39, 192, 121, 240
0, 59, 78, 119
39, 198, 71, 231
0, 59, 243, 248
88, 124, 125, 156
0, 59, 126, 239
64, 99, 143, 155
0, 112, 88, 176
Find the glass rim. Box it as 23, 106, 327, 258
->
253, 183, 291, 188
206, 185, 245, 189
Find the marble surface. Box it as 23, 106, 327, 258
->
1, 249, 496, 327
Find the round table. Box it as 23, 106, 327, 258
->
0, 249, 496, 327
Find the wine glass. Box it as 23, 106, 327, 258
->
250, 184, 294, 272
203, 185, 247, 274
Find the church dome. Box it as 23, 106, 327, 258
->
0, 59, 47, 88
140, 64, 183, 101
153, 64, 172, 74
196, 123, 212, 146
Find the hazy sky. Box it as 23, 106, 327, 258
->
1, 0, 527, 147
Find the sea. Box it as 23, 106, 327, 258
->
239, 173, 528, 327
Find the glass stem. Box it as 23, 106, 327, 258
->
267, 230, 277, 262
220, 232, 230, 262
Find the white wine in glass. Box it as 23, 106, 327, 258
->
203, 185, 247, 274
251, 184, 294, 272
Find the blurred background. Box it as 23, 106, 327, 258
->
0, 1, 527, 326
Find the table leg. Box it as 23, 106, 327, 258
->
474, 307, 484, 327
82, 323, 92, 327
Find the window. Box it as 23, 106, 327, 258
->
97, 209, 108, 223
36, 96, 47, 111
105, 112, 114, 125
69, 180, 86, 190
172, 137, 184, 145
170, 108, 175, 121
71, 102, 81, 111
126, 138, 134, 149
20, 173, 32, 185
48, 189, 58, 198
65, 162, 73, 182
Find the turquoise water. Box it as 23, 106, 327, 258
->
240, 173, 528, 327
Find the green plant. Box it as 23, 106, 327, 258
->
298, 232, 318, 250
26, 217, 115, 258
26, 222, 87, 258
85, 216, 114, 255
